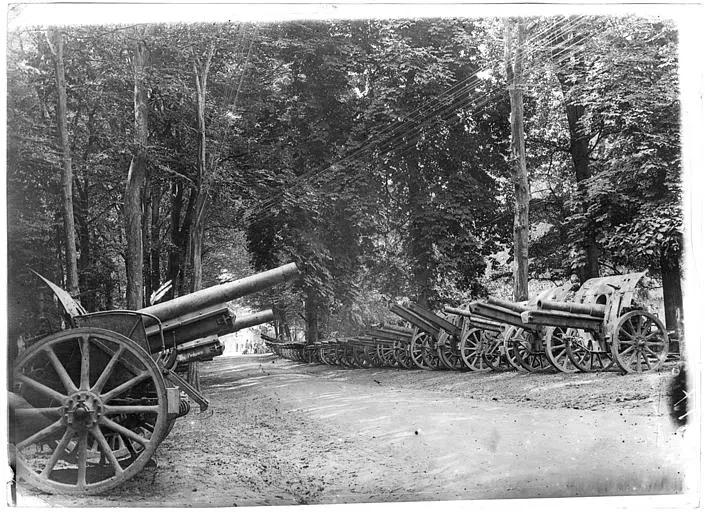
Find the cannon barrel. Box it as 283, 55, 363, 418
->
139, 262, 299, 323
443, 306, 503, 332
486, 296, 530, 314
145, 308, 275, 353
536, 299, 606, 318
232, 309, 275, 330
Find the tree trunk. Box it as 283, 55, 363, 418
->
558, 81, 600, 281
124, 38, 149, 310
46, 29, 80, 299
150, 182, 162, 294
504, 20, 530, 302
188, 44, 215, 293
660, 251, 683, 354
407, 153, 432, 308
305, 293, 320, 344
143, 186, 153, 301
167, 181, 185, 299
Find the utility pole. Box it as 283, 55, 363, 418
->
504, 19, 530, 302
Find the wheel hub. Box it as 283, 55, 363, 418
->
64, 392, 104, 430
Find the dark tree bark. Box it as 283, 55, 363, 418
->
46, 29, 80, 299
125, 38, 149, 309
150, 182, 162, 294
504, 20, 529, 302
406, 152, 432, 308
556, 80, 600, 281
305, 292, 324, 344
660, 251, 683, 353
143, 184, 153, 301
552, 25, 600, 281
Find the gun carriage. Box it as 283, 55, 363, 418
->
451, 282, 576, 373
10, 263, 299, 495
521, 272, 669, 373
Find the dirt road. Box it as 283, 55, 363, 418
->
16, 354, 691, 507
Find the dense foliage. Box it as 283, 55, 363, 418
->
5, 16, 682, 342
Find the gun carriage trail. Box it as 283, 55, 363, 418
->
18, 354, 686, 507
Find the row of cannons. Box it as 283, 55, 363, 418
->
265, 273, 676, 375
8, 263, 301, 495
7, 265, 676, 496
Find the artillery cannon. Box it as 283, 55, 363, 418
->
443, 305, 506, 371
521, 272, 670, 373
9, 263, 299, 495
460, 282, 577, 372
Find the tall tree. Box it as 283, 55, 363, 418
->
188, 41, 215, 293
504, 19, 529, 301
46, 29, 80, 298
125, 36, 150, 309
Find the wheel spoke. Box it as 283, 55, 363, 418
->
619, 344, 636, 357
635, 315, 645, 336
99, 417, 150, 447
644, 346, 661, 358
92, 426, 125, 476
104, 405, 160, 415
626, 350, 638, 369
641, 351, 653, 370
101, 371, 151, 402
14, 407, 63, 418
40, 428, 75, 477
623, 319, 636, 334
80, 336, 91, 391
91, 346, 125, 395
16, 419, 65, 451
76, 431, 88, 489
45, 347, 78, 394
618, 327, 636, 341
15, 375, 68, 404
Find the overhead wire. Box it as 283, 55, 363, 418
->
245, 16, 597, 223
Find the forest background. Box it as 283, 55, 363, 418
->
5, 12, 686, 346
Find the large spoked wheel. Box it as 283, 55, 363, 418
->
420, 335, 441, 370
437, 335, 465, 371
11, 328, 168, 495
611, 311, 669, 373
502, 327, 525, 371
459, 328, 487, 371
544, 327, 577, 373
481, 330, 508, 371
376, 345, 395, 367
512, 329, 552, 372
409, 332, 430, 370
566, 329, 613, 372
395, 343, 413, 369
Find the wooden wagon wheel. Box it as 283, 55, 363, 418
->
565, 329, 613, 372
511, 329, 553, 372
319, 346, 335, 366
502, 327, 526, 371
611, 311, 668, 373
544, 327, 577, 373
481, 330, 508, 371
376, 345, 396, 367
459, 328, 488, 371
420, 334, 442, 370
409, 331, 430, 370
395, 343, 414, 368
437, 334, 465, 371
363, 345, 381, 367
11, 328, 168, 495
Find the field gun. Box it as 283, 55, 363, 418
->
520, 272, 670, 373
10, 263, 299, 495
